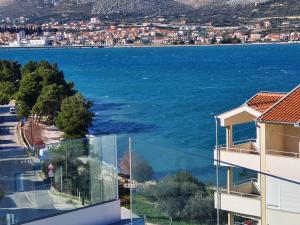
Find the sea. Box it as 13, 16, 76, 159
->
1, 44, 300, 182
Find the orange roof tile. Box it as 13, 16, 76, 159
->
246, 92, 286, 113
259, 85, 300, 124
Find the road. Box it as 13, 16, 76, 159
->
0, 104, 57, 225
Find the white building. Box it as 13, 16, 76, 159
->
29, 38, 49, 47
91, 17, 99, 24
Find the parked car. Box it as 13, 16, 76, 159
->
9, 107, 16, 114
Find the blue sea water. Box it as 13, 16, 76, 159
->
1, 44, 300, 181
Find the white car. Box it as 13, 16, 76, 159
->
9, 107, 16, 114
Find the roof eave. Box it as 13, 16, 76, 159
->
259, 120, 299, 126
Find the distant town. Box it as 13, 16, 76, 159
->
1, 16, 300, 47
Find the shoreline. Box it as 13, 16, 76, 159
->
0, 41, 299, 50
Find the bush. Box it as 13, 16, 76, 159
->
0, 187, 4, 200
148, 172, 213, 224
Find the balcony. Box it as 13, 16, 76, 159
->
233, 178, 260, 195
214, 139, 260, 170
266, 149, 300, 180
214, 179, 261, 218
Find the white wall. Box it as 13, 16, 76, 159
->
29, 39, 48, 46
24, 200, 121, 225
214, 149, 260, 171
267, 209, 300, 225
265, 124, 284, 151
266, 155, 300, 181
214, 192, 261, 217
265, 124, 300, 155
267, 176, 300, 214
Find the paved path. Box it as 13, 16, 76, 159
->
0, 104, 57, 225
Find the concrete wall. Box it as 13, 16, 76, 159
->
214, 192, 261, 217
266, 177, 300, 214
267, 209, 300, 225
234, 141, 256, 151
265, 124, 284, 152
260, 123, 300, 225
266, 155, 300, 180
265, 123, 300, 155
233, 181, 259, 195
214, 149, 260, 171
24, 200, 121, 225
283, 125, 300, 154
263, 123, 300, 180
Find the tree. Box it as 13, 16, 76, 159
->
23, 61, 75, 97
188, 39, 195, 45
0, 82, 17, 105
0, 60, 21, 85
55, 93, 94, 139
149, 172, 209, 224
0, 186, 4, 200
221, 36, 242, 44
16, 71, 43, 118
16, 60, 76, 118
22, 60, 39, 74
32, 84, 65, 122
119, 151, 154, 183
210, 37, 217, 44
183, 192, 215, 221
0, 60, 22, 104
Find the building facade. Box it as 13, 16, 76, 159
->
214, 85, 300, 225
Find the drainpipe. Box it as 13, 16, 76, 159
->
215, 116, 220, 225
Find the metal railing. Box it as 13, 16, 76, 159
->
213, 177, 259, 194
217, 146, 259, 154
218, 188, 260, 199
233, 178, 258, 187
218, 140, 300, 158
216, 138, 259, 154
217, 138, 256, 147
233, 138, 257, 145
228, 190, 260, 199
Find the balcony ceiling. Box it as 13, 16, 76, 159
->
217, 105, 261, 126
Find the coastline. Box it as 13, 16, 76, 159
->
0, 41, 299, 50
2, 44, 300, 183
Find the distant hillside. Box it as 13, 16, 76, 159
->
187, 0, 300, 25
175, 0, 269, 8
0, 0, 15, 8
91, 0, 188, 15
0, 0, 299, 25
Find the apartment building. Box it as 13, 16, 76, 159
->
214, 85, 300, 225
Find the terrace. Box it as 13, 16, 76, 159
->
214, 139, 260, 170
215, 178, 261, 218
